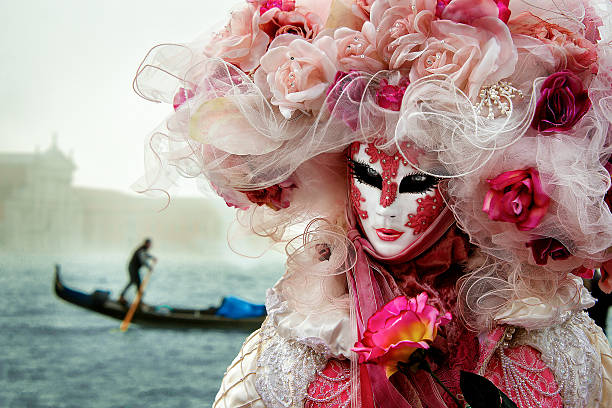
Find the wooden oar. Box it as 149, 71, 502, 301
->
120, 266, 154, 332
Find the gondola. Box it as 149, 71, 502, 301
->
53, 265, 266, 330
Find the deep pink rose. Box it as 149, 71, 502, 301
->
526, 237, 570, 265
253, 0, 295, 14
376, 78, 409, 111
352, 292, 451, 378
240, 179, 297, 210
482, 168, 550, 231
326, 71, 367, 130
440, 0, 511, 24
531, 70, 591, 133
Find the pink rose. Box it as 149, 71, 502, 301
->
240, 178, 297, 210
334, 22, 385, 73
255, 35, 338, 118
259, 3, 323, 41
409, 36, 458, 81
352, 0, 375, 21
482, 168, 550, 231
376, 77, 409, 111
440, 0, 511, 24
508, 12, 598, 74
531, 70, 591, 133
205, 4, 270, 72
370, 0, 437, 71
352, 292, 451, 378
526, 237, 570, 265
410, 17, 517, 99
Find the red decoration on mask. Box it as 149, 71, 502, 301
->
364, 143, 406, 207
405, 189, 444, 234
350, 143, 369, 219
351, 182, 369, 219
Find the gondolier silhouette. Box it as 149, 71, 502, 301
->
118, 238, 157, 306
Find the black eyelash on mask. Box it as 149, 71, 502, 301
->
348, 158, 383, 190
399, 173, 440, 194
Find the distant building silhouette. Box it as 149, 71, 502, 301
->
0, 136, 82, 252
0, 137, 224, 254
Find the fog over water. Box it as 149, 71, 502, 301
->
0, 252, 283, 408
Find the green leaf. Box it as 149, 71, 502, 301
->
460, 371, 518, 408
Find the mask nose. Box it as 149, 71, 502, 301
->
375, 199, 399, 218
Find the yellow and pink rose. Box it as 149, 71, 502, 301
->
352, 292, 451, 377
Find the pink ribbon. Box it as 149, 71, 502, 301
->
346, 207, 455, 408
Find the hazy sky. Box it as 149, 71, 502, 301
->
0, 0, 237, 194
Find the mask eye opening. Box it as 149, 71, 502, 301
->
399, 173, 440, 194
348, 158, 383, 190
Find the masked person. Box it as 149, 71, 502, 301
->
133, 0, 612, 406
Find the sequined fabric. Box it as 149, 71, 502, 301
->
305, 359, 351, 408
478, 312, 606, 408
483, 343, 562, 408
513, 311, 604, 407
255, 319, 327, 408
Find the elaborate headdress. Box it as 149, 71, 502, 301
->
134, 0, 612, 406
135, 0, 612, 304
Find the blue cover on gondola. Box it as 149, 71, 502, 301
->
216, 296, 266, 319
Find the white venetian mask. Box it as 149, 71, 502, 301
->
349, 142, 444, 257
